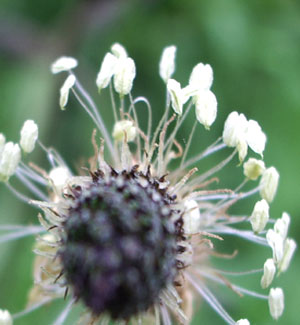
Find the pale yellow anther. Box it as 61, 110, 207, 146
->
268, 288, 284, 320
113, 120, 137, 142
167, 79, 183, 115
261, 258, 276, 289
113, 58, 136, 96
183, 199, 201, 235
274, 212, 290, 240
259, 167, 279, 203
250, 199, 269, 234
159, 45, 177, 83
243, 158, 265, 180
278, 238, 296, 273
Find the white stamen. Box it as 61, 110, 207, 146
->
159, 45, 177, 83
246, 120, 266, 157
20, 120, 38, 153
0, 309, 12, 325
259, 167, 279, 203
96, 53, 118, 92
0, 142, 21, 182
243, 158, 265, 180
268, 288, 284, 320
222, 111, 248, 148
59, 75, 76, 109
194, 90, 217, 130
111, 43, 128, 59
112, 120, 137, 142
250, 199, 269, 234
49, 166, 71, 193
51, 56, 78, 74
278, 238, 297, 273
114, 57, 136, 96
183, 199, 201, 235
189, 63, 213, 91
167, 79, 183, 115
274, 212, 290, 240
260, 258, 276, 289
266, 229, 284, 263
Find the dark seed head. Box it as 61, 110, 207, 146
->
60, 170, 178, 319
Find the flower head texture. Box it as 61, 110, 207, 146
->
0, 44, 296, 325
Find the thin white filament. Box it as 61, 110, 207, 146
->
6, 182, 32, 204
182, 138, 224, 170
206, 267, 263, 277
13, 297, 53, 319
180, 120, 197, 168
160, 304, 172, 325
0, 226, 45, 244
188, 149, 237, 188
210, 226, 268, 246
109, 81, 118, 122
186, 273, 236, 325
19, 163, 48, 185
74, 77, 115, 157
16, 171, 49, 201
72, 88, 115, 159
52, 298, 75, 325
199, 270, 268, 300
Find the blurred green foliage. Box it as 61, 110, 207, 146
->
0, 0, 299, 324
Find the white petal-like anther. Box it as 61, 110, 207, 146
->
111, 43, 128, 59
261, 258, 276, 289
194, 90, 217, 130
0, 309, 13, 325
0, 142, 21, 182
96, 53, 118, 91
113, 120, 137, 142
278, 238, 296, 273
114, 57, 136, 96
237, 138, 248, 163
268, 288, 284, 320
60, 75, 76, 109
167, 79, 183, 115
274, 212, 290, 240
189, 63, 213, 91
51, 56, 78, 74
243, 158, 265, 180
266, 229, 284, 264
183, 199, 201, 235
236, 319, 250, 325
49, 166, 71, 193
250, 199, 269, 234
159, 45, 177, 83
259, 167, 279, 203
20, 120, 38, 153
246, 119, 266, 157
222, 111, 248, 148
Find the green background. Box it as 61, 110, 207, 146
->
0, 0, 299, 324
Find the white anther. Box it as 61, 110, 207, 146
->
159, 45, 177, 83
20, 120, 38, 153
51, 56, 78, 74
